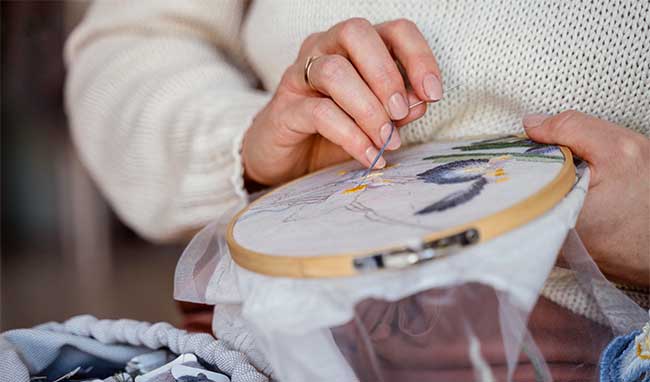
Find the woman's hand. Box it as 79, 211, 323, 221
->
242, 18, 442, 186
524, 111, 650, 286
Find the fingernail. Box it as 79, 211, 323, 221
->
423, 74, 443, 101
380, 122, 401, 150
388, 93, 409, 120
365, 146, 386, 168
523, 114, 550, 129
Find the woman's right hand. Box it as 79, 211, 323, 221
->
242, 18, 443, 186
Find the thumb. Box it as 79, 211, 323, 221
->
522, 110, 614, 166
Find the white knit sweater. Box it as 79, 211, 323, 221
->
65, 0, 649, 242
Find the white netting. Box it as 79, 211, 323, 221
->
174, 165, 646, 381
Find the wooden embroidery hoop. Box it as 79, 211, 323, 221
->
227, 137, 575, 278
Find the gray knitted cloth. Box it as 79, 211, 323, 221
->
0, 315, 268, 382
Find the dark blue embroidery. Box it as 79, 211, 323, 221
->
416, 177, 488, 214
452, 136, 551, 153
415, 135, 562, 215
524, 145, 559, 154
416, 159, 489, 184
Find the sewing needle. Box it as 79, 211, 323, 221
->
358, 100, 426, 181
358, 84, 461, 181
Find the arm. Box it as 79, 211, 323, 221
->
65, 1, 270, 242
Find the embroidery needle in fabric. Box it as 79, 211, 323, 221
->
359, 84, 461, 183
359, 122, 394, 182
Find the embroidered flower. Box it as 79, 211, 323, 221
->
636, 321, 650, 360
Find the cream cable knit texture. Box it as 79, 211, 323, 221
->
65, 1, 271, 241
65, 0, 649, 241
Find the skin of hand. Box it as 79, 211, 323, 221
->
524, 110, 650, 287
242, 18, 442, 186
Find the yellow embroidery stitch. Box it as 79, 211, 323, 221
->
637, 343, 650, 359
489, 155, 512, 163
636, 322, 650, 359
343, 184, 367, 194
463, 167, 485, 173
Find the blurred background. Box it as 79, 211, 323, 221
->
1, 1, 182, 330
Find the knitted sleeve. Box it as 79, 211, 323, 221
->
64, 1, 271, 241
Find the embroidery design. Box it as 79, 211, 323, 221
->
233, 135, 567, 256
415, 136, 561, 214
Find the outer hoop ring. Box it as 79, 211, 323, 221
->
227, 136, 576, 278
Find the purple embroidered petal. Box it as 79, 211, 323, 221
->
415, 177, 488, 214
416, 159, 489, 184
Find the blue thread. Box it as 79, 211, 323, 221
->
416, 159, 489, 184
359, 123, 394, 181
600, 329, 650, 382
415, 177, 487, 214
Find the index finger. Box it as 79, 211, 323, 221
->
321, 18, 410, 121
375, 19, 443, 102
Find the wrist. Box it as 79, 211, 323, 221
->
241, 127, 267, 186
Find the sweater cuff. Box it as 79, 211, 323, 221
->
171, 90, 272, 241
228, 92, 272, 203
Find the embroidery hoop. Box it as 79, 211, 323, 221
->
227, 135, 575, 278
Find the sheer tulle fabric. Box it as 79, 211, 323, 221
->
173, 166, 646, 381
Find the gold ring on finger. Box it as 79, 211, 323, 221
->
304, 55, 321, 92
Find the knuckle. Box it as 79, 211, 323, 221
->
369, 66, 400, 90
411, 53, 436, 70
348, 132, 368, 153
278, 68, 297, 88
301, 33, 320, 50
338, 17, 372, 43
548, 110, 582, 134
617, 136, 645, 161
304, 32, 321, 45
562, 109, 582, 119
359, 101, 383, 122
310, 98, 336, 124
318, 55, 348, 82
392, 18, 417, 31
345, 17, 372, 30
555, 110, 583, 126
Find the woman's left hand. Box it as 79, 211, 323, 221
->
524, 110, 650, 287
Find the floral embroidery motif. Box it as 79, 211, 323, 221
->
636, 322, 650, 360
415, 136, 561, 215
